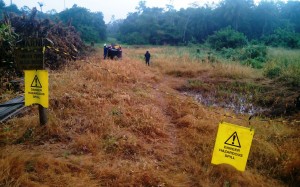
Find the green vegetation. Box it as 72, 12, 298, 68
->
113, 0, 300, 47
239, 45, 267, 68
58, 5, 106, 42
0, 23, 18, 66
263, 28, 300, 49
264, 48, 300, 86
156, 45, 300, 88
0, 0, 5, 19
207, 27, 248, 50
220, 45, 267, 69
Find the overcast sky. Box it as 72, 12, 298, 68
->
3, 0, 222, 23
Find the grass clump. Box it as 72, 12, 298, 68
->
264, 48, 300, 86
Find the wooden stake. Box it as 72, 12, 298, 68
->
38, 104, 47, 125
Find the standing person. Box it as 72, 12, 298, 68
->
103, 44, 108, 59
144, 51, 151, 66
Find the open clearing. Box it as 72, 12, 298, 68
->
0, 46, 299, 186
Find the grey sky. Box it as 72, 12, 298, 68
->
3, 0, 221, 23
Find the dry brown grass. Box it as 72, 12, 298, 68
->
0, 46, 299, 186
212, 62, 263, 79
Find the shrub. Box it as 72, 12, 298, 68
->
220, 45, 267, 69
220, 48, 240, 60
239, 45, 267, 69
242, 59, 264, 69
263, 28, 300, 49
207, 27, 248, 50
240, 45, 267, 61
264, 64, 282, 79
0, 23, 18, 67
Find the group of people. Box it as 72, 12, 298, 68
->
103, 44, 122, 60
103, 44, 151, 66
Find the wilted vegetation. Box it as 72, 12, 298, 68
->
4, 8, 86, 69
1, 46, 299, 186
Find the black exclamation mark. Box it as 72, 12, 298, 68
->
232, 135, 236, 145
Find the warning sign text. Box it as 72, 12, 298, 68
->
211, 122, 254, 171
24, 70, 49, 108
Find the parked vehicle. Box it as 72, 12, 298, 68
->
107, 44, 122, 60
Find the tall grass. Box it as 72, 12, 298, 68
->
130, 46, 261, 81
264, 48, 300, 86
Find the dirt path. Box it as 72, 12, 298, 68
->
152, 77, 179, 154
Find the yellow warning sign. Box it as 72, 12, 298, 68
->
211, 122, 254, 171
24, 70, 49, 108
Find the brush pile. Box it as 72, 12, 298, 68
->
1, 7, 86, 70
0, 8, 87, 98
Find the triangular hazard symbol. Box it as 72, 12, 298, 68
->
225, 132, 241, 148
31, 75, 42, 88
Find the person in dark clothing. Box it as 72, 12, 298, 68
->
103, 44, 108, 59
144, 51, 151, 66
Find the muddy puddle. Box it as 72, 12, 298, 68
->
183, 91, 270, 116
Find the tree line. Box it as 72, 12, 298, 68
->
1, 0, 300, 48
109, 0, 300, 48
